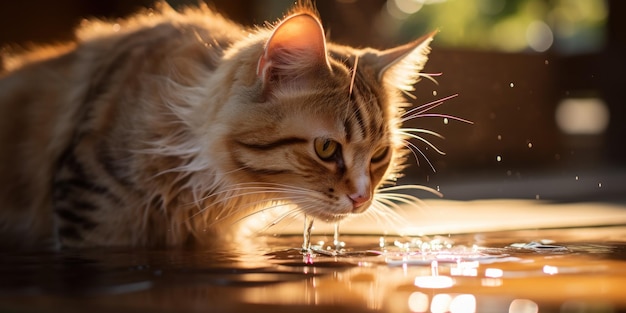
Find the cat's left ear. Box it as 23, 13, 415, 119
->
257, 13, 331, 87
374, 31, 437, 92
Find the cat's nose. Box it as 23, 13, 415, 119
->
348, 192, 371, 211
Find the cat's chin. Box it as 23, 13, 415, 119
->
305, 212, 353, 223
304, 201, 373, 223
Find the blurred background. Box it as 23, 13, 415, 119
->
1, 0, 624, 203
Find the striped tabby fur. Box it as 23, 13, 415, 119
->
0, 2, 435, 248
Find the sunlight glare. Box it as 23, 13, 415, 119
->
408, 292, 429, 312
543, 265, 558, 275
414, 275, 454, 288
485, 268, 504, 278
556, 98, 609, 135
526, 20, 554, 52
431, 294, 452, 313
450, 294, 476, 313
393, 0, 424, 15
509, 299, 539, 313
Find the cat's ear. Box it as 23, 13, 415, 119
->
375, 31, 437, 92
257, 13, 331, 87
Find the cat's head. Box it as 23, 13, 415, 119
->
220, 9, 434, 222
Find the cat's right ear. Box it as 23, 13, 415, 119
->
373, 30, 437, 93
257, 13, 331, 89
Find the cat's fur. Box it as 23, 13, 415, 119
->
0, 2, 435, 249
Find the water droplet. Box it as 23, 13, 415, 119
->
496, 155, 502, 162
598, 183, 602, 188
436, 185, 440, 192
432, 90, 438, 96
333, 222, 342, 249
302, 215, 315, 252
443, 117, 449, 124
497, 135, 502, 140
528, 142, 533, 148
431, 260, 439, 276
510, 82, 515, 88
575, 176, 579, 181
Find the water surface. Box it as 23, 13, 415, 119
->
1, 224, 625, 313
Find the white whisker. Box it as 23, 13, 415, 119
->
401, 94, 459, 118
349, 54, 359, 97
261, 208, 302, 229
403, 139, 436, 172
404, 113, 473, 124
402, 139, 422, 167
398, 129, 446, 155
378, 184, 443, 197
399, 128, 445, 140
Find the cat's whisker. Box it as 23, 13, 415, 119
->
418, 72, 442, 85
401, 90, 417, 100
191, 182, 329, 227
401, 94, 459, 119
203, 198, 292, 227
398, 129, 446, 155
253, 208, 303, 235
198, 192, 305, 223
401, 139, 422, 167
231, 201, 298, 226
402, 139, 437, 172
378, 184, 443, 199
360, 201, 410, 232
231, 199, 325, 235
186, 183, 315, 208
403, 113, 474, 124
357, 184, 443, 235
376, 193, 428, 210
373, 202, 413, 228
349, 54, 359, 97
226, 181, 318, 193
399, 128, 445, 140
205, 190, 311, 210
372, 196, 403, 212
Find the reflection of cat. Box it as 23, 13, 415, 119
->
0, 2, 435, 248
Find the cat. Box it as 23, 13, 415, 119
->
0, 1, 437, 249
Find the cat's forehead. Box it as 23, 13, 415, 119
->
333, 62, 389, 143
285, 89, 389, 146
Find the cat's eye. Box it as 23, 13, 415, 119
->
314, 138, 339, 161
371, 146, 389, 163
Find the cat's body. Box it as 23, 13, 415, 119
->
0, 2, 434, 249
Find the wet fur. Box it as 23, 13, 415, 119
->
0, 2, 436, 249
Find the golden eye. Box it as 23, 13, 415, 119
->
314, 138, 339, 161
371, 146, 389, 163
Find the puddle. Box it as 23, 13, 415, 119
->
1, 225, 625, 312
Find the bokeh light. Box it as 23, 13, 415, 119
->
556, 98, 610, 135
509, 299, 539, 313
386, 0, 606, 54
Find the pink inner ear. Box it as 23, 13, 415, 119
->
257, 13, 329, 80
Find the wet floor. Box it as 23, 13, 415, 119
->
1, 223, 626, 313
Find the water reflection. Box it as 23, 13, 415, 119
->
1, 227, 625, 312
510, 299, 539, 313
